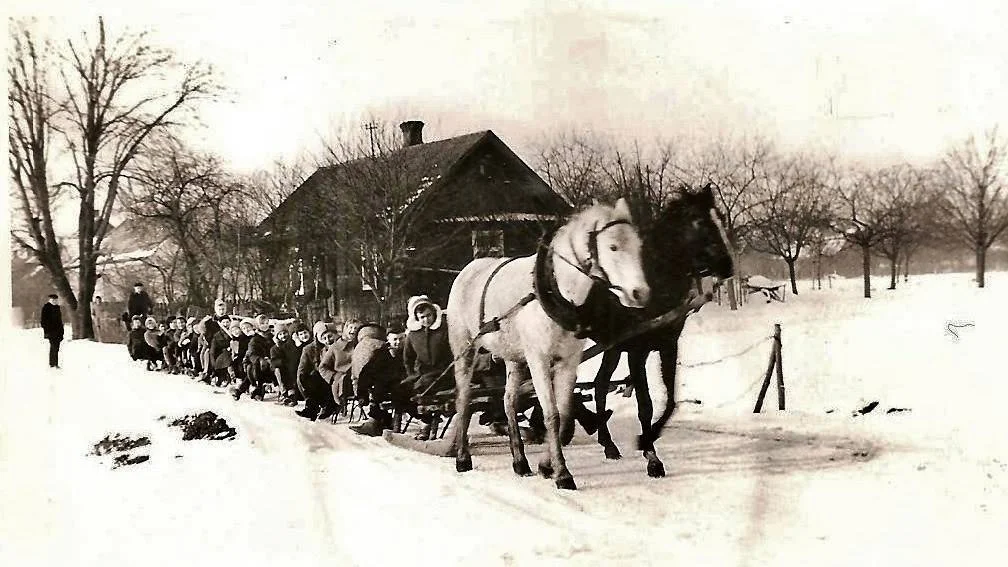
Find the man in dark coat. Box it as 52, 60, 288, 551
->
127, 282, 154, 319
40, 294, 64, 368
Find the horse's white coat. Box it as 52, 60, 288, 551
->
446, 199, 649, 488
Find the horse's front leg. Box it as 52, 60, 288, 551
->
649, 342, 681, 443
593, 349, 622, 460
504, 361, 533, 476
453, 348, 476, 473
628, 350, 664, 478
527, 356, 577, 490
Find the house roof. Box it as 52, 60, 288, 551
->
101, 218, 171, 255
67, 218, 173, 269
259, 129, 570, 233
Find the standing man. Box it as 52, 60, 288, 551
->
127, 282, 154, 319
40, 294, 64, 368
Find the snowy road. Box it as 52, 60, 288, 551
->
3, 275, 1007, 566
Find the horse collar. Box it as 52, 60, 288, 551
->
534, 244, 591, 337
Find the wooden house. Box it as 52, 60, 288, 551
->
257, 121, 571, 322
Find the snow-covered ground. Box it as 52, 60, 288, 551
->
2, 272, 1006, 566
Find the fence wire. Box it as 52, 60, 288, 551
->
676, 334, 774, 369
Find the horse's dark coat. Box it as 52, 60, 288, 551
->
578, 185, 735, 474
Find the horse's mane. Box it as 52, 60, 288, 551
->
567, 201, 632, 233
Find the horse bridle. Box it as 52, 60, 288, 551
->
551, 218, 635, 291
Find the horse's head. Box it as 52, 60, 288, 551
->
564, 198, 651, 308
655, 183, 736, 282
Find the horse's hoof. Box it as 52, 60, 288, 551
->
555, 475, 577, 490
647, 459, 666, 478
456, 455, 473, 473
538, 462, 554, 479
603, 444, 622, 460
513, 460, 534, 477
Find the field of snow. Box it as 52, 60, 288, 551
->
2, 272, 1006, 566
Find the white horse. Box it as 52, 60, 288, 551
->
446, 198, 650, 490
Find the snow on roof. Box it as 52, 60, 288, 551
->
434, 213, 561, 223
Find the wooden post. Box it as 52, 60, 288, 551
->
775, 325, 785, 410
753, 324, 783, 413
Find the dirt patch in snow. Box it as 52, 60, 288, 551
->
164, 411, 237, 441
89, 433, 152, 469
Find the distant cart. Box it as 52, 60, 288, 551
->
743, 275, 786, 303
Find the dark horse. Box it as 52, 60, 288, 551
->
577, 183, 735, 477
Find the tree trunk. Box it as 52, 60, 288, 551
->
888, 255, 898, 290
861, 244, 872, 299
903, 253, 911, 283
815, 250, 823, 290
975, 246, 986, 288
75, 259, 97, 340
786, 259, 798, 295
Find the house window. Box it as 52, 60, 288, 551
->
472, 229, 504, 258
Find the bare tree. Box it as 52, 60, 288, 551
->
238, 159, 309, 307
121, 134, 236, 307
602, 140, 687, 226
874, 164, 940, 289
9, 22, 68, 303
533, 130, 613, 208
938, 128, 1008, 288
692, 136, 775, 308
8, 18, 220, 338
745, 155, 833, 295
831, 166, 898, 299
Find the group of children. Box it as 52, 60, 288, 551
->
124, 294, 609, 442
125, 295, 469, 441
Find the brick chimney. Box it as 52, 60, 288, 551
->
399, 120, 424, 147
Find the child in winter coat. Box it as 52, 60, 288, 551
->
269, 322, 303, 406
177, 317, 198, 375
207, 318, 235, 387
295, 321, 338, 420
402, 296, 453, 440
161, 318, 180, 373
127, 315, 148, 361
319, 319, 361, 416
143, 317, 165, 371
233, 318, 271, 401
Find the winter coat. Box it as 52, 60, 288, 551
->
40, 302, 64, 340
143, 330, 163, 351
319, 338, 354, 386
127, 291, 154, 318
210, 332, 234, 370
296, 341, 324, 382
246, 333, 272, 365
271, 340, 303, 377
270, 339, 303, 392
403, 323, 453, 386
229, 334, 251, 367
128, 328, 148, 360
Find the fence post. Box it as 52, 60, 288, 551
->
753, 323, 783, 413
775, 324, 785, 410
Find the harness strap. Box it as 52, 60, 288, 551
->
478, 256, 525, 333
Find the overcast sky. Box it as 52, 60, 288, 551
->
10, 0, 1008, 174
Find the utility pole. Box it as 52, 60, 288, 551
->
364, 121, 379, 158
